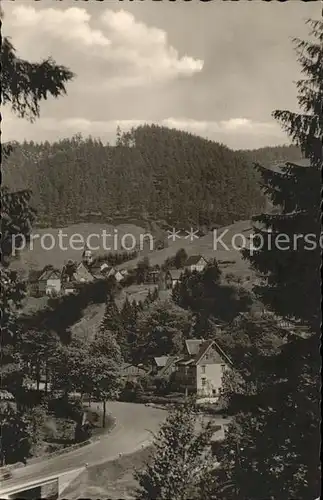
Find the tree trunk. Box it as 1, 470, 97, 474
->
45, 362, 48, 395
103, 400, 106, 428
36, 362, 40, 393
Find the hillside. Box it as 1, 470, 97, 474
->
117, 219, 256, 280
9, 222, 150, 273
3, 125, 265, 229
238, 144, 302, 169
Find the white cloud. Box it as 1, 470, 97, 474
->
2, 113, 286, 150
8, 6, 111, 48
100, 10, 203, 79
5, 6, 203, 88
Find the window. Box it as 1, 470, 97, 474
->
201, 365, 206, 374
201, 378, 206, 387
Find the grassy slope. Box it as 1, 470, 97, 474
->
119, 219, 256, 279
11, 219, 255, 278
69, 284, 159, 342
60, 447, 152, 499
10, 222, 150, 272
70, 221, 256, 342
19, 219, 256, 342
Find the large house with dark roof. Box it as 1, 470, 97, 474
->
174, 338, 232, 398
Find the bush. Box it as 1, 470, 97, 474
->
154, 376, 170, 396
47, 396, 83, 422
138, 394, 185, 405
119, 379, 144, 402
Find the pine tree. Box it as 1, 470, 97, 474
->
1, 18, 73, 402
134, 399, 215, 500
99, 294, 127, 354
101, 295, 121, 331
242, 20, 322, 331
208, 20, 322, 500
174, 248, 188, 269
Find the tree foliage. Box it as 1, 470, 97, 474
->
135, 399, 215, 500
134, 300, 193, 363
208, 19, 322, 500
1, 36, 74, 121
2, 125, 265, 229
173, 261, 252, 323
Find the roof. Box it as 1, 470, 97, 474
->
185, 255, 206, 266
185, 339, 204, 356
194, 340, 233, 366
286, 158, 311, 168
176, 358, 195, 366
159, 356, 179, 376
153, 356, 169, 367
38, 268, 61, 281
73, 262, 94, 280
167, 269, 183, 280
121, 363, 147, 374
92, 273, 105, 280
100, 262, 111, 271
181, 339, 233, 366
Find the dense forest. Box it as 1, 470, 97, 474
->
3, 125, 300, 229
238, 144, 301, 168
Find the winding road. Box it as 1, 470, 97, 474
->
1, 402, 166, 491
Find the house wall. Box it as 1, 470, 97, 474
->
190, 259, 207, 273
46, 279, 61, 295
174, 364, 197, 393
38, 280, 47, 294
73, 264, 94, 283
165, 275, 172, 289
196, 363, 226, 397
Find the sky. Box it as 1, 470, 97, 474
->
2, 0, 320, 150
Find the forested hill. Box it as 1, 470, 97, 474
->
239, 144, 301, 169
3, 125, 294, 229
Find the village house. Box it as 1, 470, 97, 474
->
147, 267, 161, 284
150, 356, 179, 377
61, 258, 94, 295
184, 255, 208, 273
165, 269, 183, 289
37, 267, 62, 296
100, 265, 125, 282
174, 339, 232, 399
100, 262, 111, 274
72, 262, 94, 283
114, 270, 124, 282
121, 363, 148, 381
